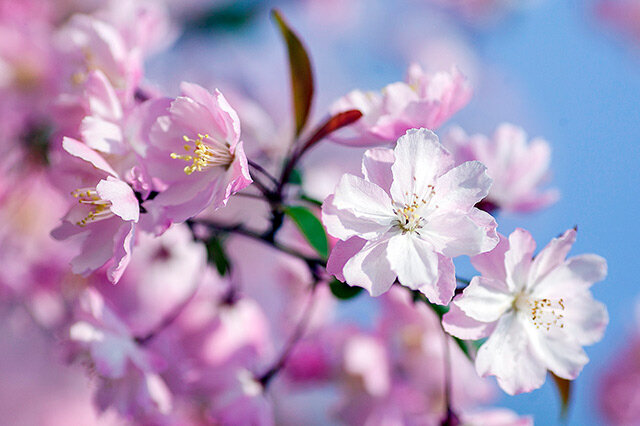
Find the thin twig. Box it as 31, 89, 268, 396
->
248, 159, 279, 187
257, 281, 318, 387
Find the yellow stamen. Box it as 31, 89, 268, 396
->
71, 188, 114, 226
171, 133, 233, 175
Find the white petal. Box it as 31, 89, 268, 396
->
431, 161, 492, 212
322, 194, 392, 241
420, 209, 498, 257
470, 233, 509, 282
386, 234, 447, 303
563, 293, 608, 346
455, 276, 514, 322
532, 254, 607, 297
528, 326, 589, 380
505, 228, 536, 292
442, 303, 496, 340
362, 148, 395, 193
528, 228, 576, 285
343, 238, 396, 297
332, 174, 395, 228
476, 313, 547, 395
390, 128, 453, 205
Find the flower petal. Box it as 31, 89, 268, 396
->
386, 234, 447, 304
390, 128, 453, 205
332, 174, 395, 228
431, 160, 492, 212
326, 237, 367, 282
455, 276, 514, 322
420, 209, 498, 258
470, 233, 509, 282
442, 302, 496, 340
475, 312, 547, 395
362, 147, 394, 193
528, 228, 576, 285
343, 238, 396, 297
505, 228, 536, 292
96, 177, 139, 222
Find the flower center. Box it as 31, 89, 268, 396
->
170, 133, 233, 175
513, 292, 565, 331
71, 188, 114, 226
392, 186, 435, 235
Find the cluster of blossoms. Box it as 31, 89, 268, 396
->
0, 0, 610, 425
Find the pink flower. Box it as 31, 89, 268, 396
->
79, 70, 128, 155
598, 301, 640, 425
69, 289, 171, 418
443, 228, 608, 394
323, 128, 498, 304
460, 408, 533, 426
328, 64, 472, 146
55, 13, 142, 97
443, 123, 559, 213
597, 0, 640, 42
143, 82, 252, 223
51, 137, 139, 284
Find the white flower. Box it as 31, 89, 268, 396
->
323, 128, 498, 304
443, 228, 608, 394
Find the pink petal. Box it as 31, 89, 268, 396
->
107, 221, 135, 284
62, 137, 118, 177
96, 177, 139, 222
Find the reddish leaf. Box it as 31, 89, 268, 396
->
301, 109, 363, 152
271, 9, 314, 138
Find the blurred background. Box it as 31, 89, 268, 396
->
2, 0, 639, 424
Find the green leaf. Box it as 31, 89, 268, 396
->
551, 372, 572, 419
283, 205, 328, 259
271, 9, 314, 137
288, 168, 303, 185
329, 279, 363, 300
206, 236, 231, 276
299, 194, 323, 207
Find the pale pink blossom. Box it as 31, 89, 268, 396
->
443, 123, 559, 213
51, 137, 139, 284
444, 228, 608, 394
460, 408, 533, 426
598, 300, 640, 425
333, 287, 494, 425
79, 70, 128, 155
323, 128, 498, 304
69, 289, 171, 418
143, 82, 252, 223
597, 0, 640, 41
328, 64, 472, 146
55, 13, 142, 97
